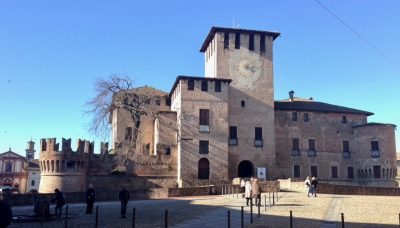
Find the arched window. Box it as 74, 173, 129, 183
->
241, 100, 245, 107
198, 158, 210, 180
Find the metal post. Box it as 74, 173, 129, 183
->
276, 188, 278, 202
228, 211, 231, 228
228, 185, 230, 197
398, 213, 400, 227
290, 211, 293, 228
258, 203, 260, 218
222, 185, 225, 195
165, 210, 168, 228
95, 206, 99, 228
241, 206, 244, 228
341, 213, 345, 228
236, 186, 238, 199
250, 201, 253, 223
264, 195, 266, 212
132, 208, 136, 228
64, 205, 68, 228
269, 192, 271, 208
273, 191, 275, 205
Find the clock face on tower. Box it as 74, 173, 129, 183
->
235, 57, 256, 77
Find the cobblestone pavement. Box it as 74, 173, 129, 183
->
8, 191, 400, 227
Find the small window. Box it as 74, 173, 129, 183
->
342, 116, 347, 124
294, 165, 300, 178
125, 127, 132, 140
292, 138, 300, 156
347, 167, 354, 179
165, 147, 171, 156
303, 113, 309, 122
15, 184, 19, 190
5, 162, 12, 172
199, 109, 209, 125
254, 127, 263, 147
229, 126, 238, 145
260, 35, 265, 52
249, 34, 254, 51
373, 166, 381, 178
215, 81, 221, 92
308, 139, 316, 156
235, 33, 240, 49
311, 166, 318, 178
331, 166, 338, 178
241, 100, 245, 107
28, 152, 33, 159
199, 140, 209, 154
144, 99, 150, 105
31, 180, 35, 186
166, 98, 171, 106
371, 141, 380, 157
292, 112, 297, 121
188, 79, 194, 91
155, 100, 160, 106
201, 80, 208, 91
224, 32, 229, 49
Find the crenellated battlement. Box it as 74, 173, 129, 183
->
39, 137, 108, 155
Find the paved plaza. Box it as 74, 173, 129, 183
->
8, 191, 400, 227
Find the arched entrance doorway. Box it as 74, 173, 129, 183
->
238, 160, 253, 178
198, 158, 210, 180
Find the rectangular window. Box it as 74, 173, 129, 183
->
308, 139, 316, 156
166, 98, 171, 106
165, 147, 171, 156
224, 32, 229, 49
249, 34, 254, 51
292, 112, 297, 121
188, 79, 194, 91
373, 166, 381, 178
254, 127, 263, 147
229, 126, 238, 145
144, 99, 150, 105
331, 166, 338, 178
31, 180, 35, 186
260, 35, 265, 52
371, 141, 380, 157
303, 113, 309, 122
347, 167, 354, 179
342, 116, 347, 124
343, 140, 350, 158
311, 166, 318, 178
292, 138, 300, 156
5, 163, 12, 172
294, 165, 300, 178
199, 140, 209, 154
199, 109, 209, 125
235, 33, 240, 49
215, 81, 221, 92
155, 99, 160, 106
201, 80, 208, 91
125, 127, 132, 140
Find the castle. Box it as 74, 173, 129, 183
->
37, 26, 397, 193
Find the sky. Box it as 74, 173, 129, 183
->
1, 0, 399, 158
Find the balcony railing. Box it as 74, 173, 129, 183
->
371, 150, 380, 158
229, 139, 238, 145
308, 150, 316, 156
343, 151, 350, 158
292, 150, 300, 156
254, 140, 263, 147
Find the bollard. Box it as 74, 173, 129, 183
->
165, 210, 168, 228
133, 208, 136, 228
272, 191, 275, 205
236, 186, 238, 199
64, 205, 68, 228
290, 211, 293, 228
241, 206, 244, 228
250, 199, 253, 223
222, 185, 225, 195
264, 195, 267, 212
258, 203, 260, 218
341, 213, 345, 228
95, 206, 99, 228
228, 211, 231, 228
399, 213, 400, 227
276, 189, 278, 202
269, 192, 271, 208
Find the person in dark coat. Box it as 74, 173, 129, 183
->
86, 184, 95, 214
51, 189, 65, 217
0, 193, 12, 228
118, 184, 130, 218
311, 177, 319, 197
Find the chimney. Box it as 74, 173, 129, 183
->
289, 90, 294, 102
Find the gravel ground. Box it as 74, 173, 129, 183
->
9, 197, 234, 228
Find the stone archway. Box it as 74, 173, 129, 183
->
238, 160, 254, 178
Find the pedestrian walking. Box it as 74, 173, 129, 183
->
118, 184, 130, 218
0, 194, 12, 228
51, 189, 65, 217
251, 178, 262, 206
244, 180, 252, 206
304, 176, 311, 197
240, 178, 246, 198
311, 177, 318, 197
86, 184, 95, 214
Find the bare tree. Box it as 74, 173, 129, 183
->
84, 74, 166, 166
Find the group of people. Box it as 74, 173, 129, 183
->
304, 176, 318, 197
240, 176, 262, 206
